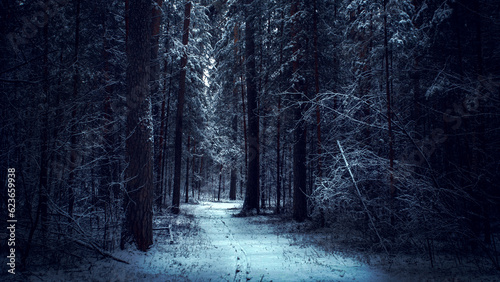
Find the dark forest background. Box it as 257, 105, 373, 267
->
1, 0, 500, 272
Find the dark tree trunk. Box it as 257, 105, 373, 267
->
261, 116, 267, 209
39, 3, 50, 232
191, 142, 196, 199
68, 0, 81, 224
156, 93, 166, 208
198, 156, 204, 200
123, 0, 154, 251
289, 146, 292, 211
160, 56, 173, 206
313, 0, 322, 178
229, 114, 238, 200
218, 164, 223, 201
242, 0, 260, 214
230, 168, 237, 200
172, 0, 192, 214
152, 0, 164, 208
229, 26, 239, 202
276, 9, 285, 214
276, 95, 281, 214
291, 0, 308, 222
383, 0, 395, 225
185, 135, 191, 203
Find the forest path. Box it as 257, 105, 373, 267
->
183, 201, 396, 281
26, 201, 400, 281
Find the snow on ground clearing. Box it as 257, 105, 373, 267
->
24, 201, 395, 281
178, 201, 395, 281
23, 201, 498, 281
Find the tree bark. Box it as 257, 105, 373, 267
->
124, 0, 154, 251
230, 27, 239, 201
172, 0, 192, 214
291, 0, 308, 222
242, 0, 260, 214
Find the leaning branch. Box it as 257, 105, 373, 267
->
337, 140, 389, 255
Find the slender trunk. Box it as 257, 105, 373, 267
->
383, 0, 395, 218
230, 26, 239, 200
235, 24, 249, 191
185, 135, 191, 203
68, 0, 82, 224
291, 0, 308, 222
218, 164, 223, 201
276, 10, 284, 214
152, 1, 165, 208
157, 95, 166, 207
242, 0, 260, 213
191, 142, 196, 198
172, 0, 192, 214
313, 0, 321, 178
281, 141, 286, 210
276, 95, 281, 214
288, 145, 292, 211
230, 168, 237, 200
39, 3, 50, 232
161, 58, 173, 205
198, 156, 203, 200
240, 166, 244, 198
230, 115, 238, 200
261, 116, 266, 209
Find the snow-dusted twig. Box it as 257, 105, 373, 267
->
337, 140, 389, 255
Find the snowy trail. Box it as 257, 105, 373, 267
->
49, 201, 400, 281
182, 201, 396, 281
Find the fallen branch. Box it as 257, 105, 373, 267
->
74, 239, 129, 264
337, 140, 389, 255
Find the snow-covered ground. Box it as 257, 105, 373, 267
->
174, 201, 395, 281
20, 201, 499, 281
